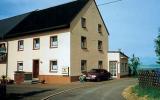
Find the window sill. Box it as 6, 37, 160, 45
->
81, 47, 87, 49
33, 48, 40, 50
50, 70, 58, 73
50, 46, 58, 48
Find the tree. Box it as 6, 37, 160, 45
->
155, 29, 160, 64
128, 54, 140, 76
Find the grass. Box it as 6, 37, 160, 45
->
132, 85, 160, 100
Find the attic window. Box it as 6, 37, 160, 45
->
81, 17, 86, 28
98, 24, 102, 33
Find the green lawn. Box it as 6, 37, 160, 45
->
132, 85, 160, 100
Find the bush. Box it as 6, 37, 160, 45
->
132, 85, 160, 99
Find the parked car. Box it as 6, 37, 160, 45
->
85, 69, 111, 81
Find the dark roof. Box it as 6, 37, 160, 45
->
0, 0, 89, 39
0, 13, 31, 39
108, 51, 129, 58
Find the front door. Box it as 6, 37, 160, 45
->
109, 61, 117, 77
33, 60, 39, 78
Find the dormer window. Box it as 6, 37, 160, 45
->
98, 24, 102, 33
18, 40, 24, 51
81, 17, 86, 28
33, 38, 40, 50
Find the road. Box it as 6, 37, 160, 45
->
47, 78, 137, 100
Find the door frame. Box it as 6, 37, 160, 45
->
109, 61, 118, 78
32, 59, 40, 78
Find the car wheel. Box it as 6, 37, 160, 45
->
96, 78, 101, 82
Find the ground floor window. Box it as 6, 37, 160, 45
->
81, 60, 87, 72
50, 60, 58, 72
98, 60, 103, 69
17, 61, 23, 71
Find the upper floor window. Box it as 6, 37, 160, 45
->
81, 17, 86, 28
33, 38, 40, 50
50, 36, 58, 48
50, 60, 58, 72
81, 60, 87, 72
17, 61, 23, 71
98, 61, 103, 69
81, 36, 87, 49
98, 40, 103, 51
18, 40, 24, 51
0, 43, 6, 52
98, 24, 102, 33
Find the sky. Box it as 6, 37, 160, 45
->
0, 0, 160, 65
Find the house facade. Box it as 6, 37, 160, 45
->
108, 51, 128, 79
0, 0, 109, 83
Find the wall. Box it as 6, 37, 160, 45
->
108, 53, 120, 78
70, 0, 109, 76
7, 29, 71, 79
120, 54, 128, 76
0, 64, 6, 77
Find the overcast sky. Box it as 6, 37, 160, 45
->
0, 0, 160, 65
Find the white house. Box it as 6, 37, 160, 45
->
0, 0, 109, 84
108, 51, 129, 79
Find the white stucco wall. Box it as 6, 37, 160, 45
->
7, 31, 70, 79
0, 64, 6, 77
108, 53, 120, 77
108, 52, 128, 78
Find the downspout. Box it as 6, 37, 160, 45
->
6, 41, 8, 77
2, 34, 8, 77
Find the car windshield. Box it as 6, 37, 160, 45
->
90, 69, 100, 73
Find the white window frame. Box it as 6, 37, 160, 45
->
33, 38, 40, 50
18, 40, 24, 51
17, 61, 23, 71
50, 36, 58, 48
50, 60, 58, 72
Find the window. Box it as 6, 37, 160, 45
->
98, 40, 103, 51
18, 40, 24, 51
33, 38, 40, 50
50, 36, 58, 48
17, 61, 23, 71
98, 24, 102, 33
50, 60, 58, 72
81, 36, 87, 49
98, 61, 103, 69
81, 17, 86, 28
125, 63, 128, 72
81, 60, 87, 72
121, 63, 125, 72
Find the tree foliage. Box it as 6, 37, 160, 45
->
128, 54, 140, 76
155, 30, 160, 64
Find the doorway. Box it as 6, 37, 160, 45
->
33, 60, 39, 78
109, 61, 117, 77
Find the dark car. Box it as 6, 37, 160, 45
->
85, 69, 111, 81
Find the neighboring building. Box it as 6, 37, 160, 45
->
0, 0, 109, 83
108, 51, 128, 79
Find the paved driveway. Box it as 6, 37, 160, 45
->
7, 78, 137, 100
47, 78, 137, 100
